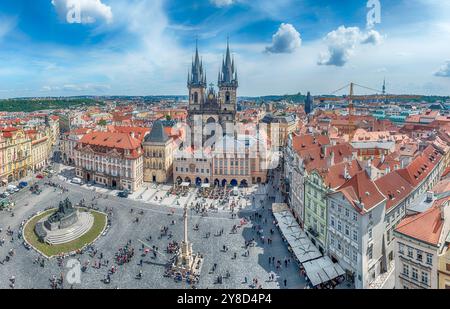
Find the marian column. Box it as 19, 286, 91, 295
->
180, 204, 193, 266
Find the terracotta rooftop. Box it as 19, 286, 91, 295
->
395, 203, 445, 246
337, 170, 386, 214
396, 145, 442, 187
79, 131, 141, 150
107, 126, 149, 142
324, 159, 362, 189
375, 171, 414, 211
326, 143, 354, 164
292, 134, 330, 154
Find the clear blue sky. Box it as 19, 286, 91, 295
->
0, 0, 449, 98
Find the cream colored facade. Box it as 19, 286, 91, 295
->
261, 114, 298, 150
143, 139, 173, 183
0, 129, 32, 185
30, 134, 51, 172
438, 241, 450, 289
174, 155, 211, 185
394, 233, 440, 289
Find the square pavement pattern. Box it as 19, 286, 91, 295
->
0, 177, 307, 289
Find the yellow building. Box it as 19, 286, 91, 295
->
27, 129, 51, 172
143, 121, 173, 183
261, 113, 298, 150
438, 234, 450, 289
0, 128, 32, 185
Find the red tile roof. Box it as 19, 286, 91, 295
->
395, 203, 445, 246
324, 159, 362, 189
79, 131, 141, 150
337, 170, 386, 214
326, 143, 354, 164
292, 134, 330, 154
396, 145, 442, 187
107, 126, 149, 142
375, 171, 414, 211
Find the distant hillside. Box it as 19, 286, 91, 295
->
0, 98, 105, 112
245, 93, 307, 103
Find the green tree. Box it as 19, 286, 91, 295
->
98, 119, 107, 126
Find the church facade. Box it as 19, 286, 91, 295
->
172, 41, 271, 187
187, 41, 238, 142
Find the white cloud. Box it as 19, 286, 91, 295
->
435, 61, 450, 77
318, 26, 383, 67
42, 83, 111, 92
361, 29, 383, 45
265, 23, 301, 54
210, 0, 235, 7
51, 0, 113, 24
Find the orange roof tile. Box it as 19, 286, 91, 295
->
395, 203, 445, 246
337, 170, 386, 214
375, 171, 414, 211
79, 131, 141, 150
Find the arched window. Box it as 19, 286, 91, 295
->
225, 91, 230, 104
194, 92, 198, 104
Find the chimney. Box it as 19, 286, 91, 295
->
131, 131, 135, 139
426, 191, 434, 203
344, 164, 350, 180
381, 154, 385, 164
366, 159, 373, 180
330, 151, 335, 166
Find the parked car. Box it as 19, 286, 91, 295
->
71, 177, 83, 185
0, 192, 10, 198
18, 181, 28, 188
7, 185, 19, 193
117, 191, 129, 198
36, 174, 44, 179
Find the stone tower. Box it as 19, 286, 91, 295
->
218, 39, 238, 117
187, 42, 207, 113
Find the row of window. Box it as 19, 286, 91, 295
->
175, 167, 210, 174
215, 169, 249, 176
402, 264, 429, 285
331, 201, 359, 221
399, 243, 433, 265
330, 217, 359, 242
330, 235, 358, 263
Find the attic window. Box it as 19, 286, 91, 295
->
117, 139, 122, 143
365, 192, 370, 196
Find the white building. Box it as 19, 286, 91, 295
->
327, 170, 387, 289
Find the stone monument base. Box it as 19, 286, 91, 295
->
170, 253, 204, 284
37, 212, 94, 245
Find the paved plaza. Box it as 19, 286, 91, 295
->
0, 167, 307, 289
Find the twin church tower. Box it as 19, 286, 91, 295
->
187, 40, 238, 133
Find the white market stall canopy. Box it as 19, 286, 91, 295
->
272, 203, 345, 286
181, 182, 190, 187
272, 203, 322, 263
201, 183, 211, 188
302, 256, 345, 287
